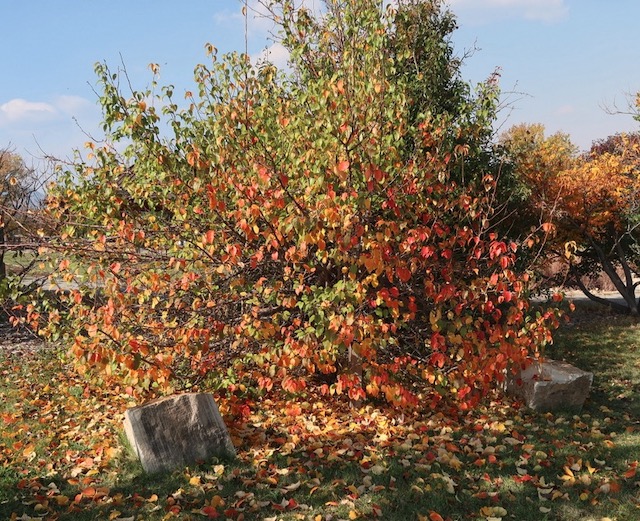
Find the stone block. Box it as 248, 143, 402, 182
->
506, 359, 593, 412
124, 393, 235, 474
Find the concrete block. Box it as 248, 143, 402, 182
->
506, 359, 593, 412
124, 393, 235, 473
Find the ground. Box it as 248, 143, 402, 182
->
1, 299, 639, 521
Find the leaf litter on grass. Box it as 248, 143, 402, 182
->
2, 334, 640, 520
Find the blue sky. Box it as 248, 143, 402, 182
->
1, 0, 639, 169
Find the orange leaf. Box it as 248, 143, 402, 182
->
429, 512, 444, 521
203, 229, 215, 244
82, 487, 96, 498
624, 462, 638, 479
336, 160, 350, 174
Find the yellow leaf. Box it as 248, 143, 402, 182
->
349, 510, 359, 519
22, 443, 36, 458
189, 475, 201, 486
55, 495, 70, 506
481, 506, 507, 518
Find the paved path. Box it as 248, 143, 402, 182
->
559, 289, 631, 308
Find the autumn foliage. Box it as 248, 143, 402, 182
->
30, 0, 562, 409
502, 123, 640, 314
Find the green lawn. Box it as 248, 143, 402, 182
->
3, 249, 40, 274
1, 303, 639, 521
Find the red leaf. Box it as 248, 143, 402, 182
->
396, 267, 411, 283
430, 352, 446, 368
202, 506, 219, 518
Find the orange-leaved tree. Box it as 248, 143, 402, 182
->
557, 132, 640, 313
30, 0, 561, 410
498, 124, 578, 278
502, 123, 640, 314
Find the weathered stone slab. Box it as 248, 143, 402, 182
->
506, 359, 593, 412
124, 393, 235, 474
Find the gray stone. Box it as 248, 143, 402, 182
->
506, 359, 593, 412
123, 393, 235, 474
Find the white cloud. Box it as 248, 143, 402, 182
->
54, 95, 93, 115
0, 98, 56, 124
0, 95, 95, 128
447, 0, 569, 24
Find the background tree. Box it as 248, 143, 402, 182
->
502, 123, 640, 314
31, 0, 561, 411
0, 148, 44, 287
558, 132, 640, 313
498, 124, 578, 274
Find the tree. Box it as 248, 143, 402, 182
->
0, 148, 43, 283
502, 124, 640, 314
498, 124, 578, 262
558, 132, 640, 313
32, 0, 561, 410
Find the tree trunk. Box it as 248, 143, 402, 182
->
574, 276, 635, 315
579, 238, 640, 315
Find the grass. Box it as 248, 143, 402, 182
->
1, 302, 640, 520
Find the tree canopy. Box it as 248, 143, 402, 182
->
502, 123, 640, 314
